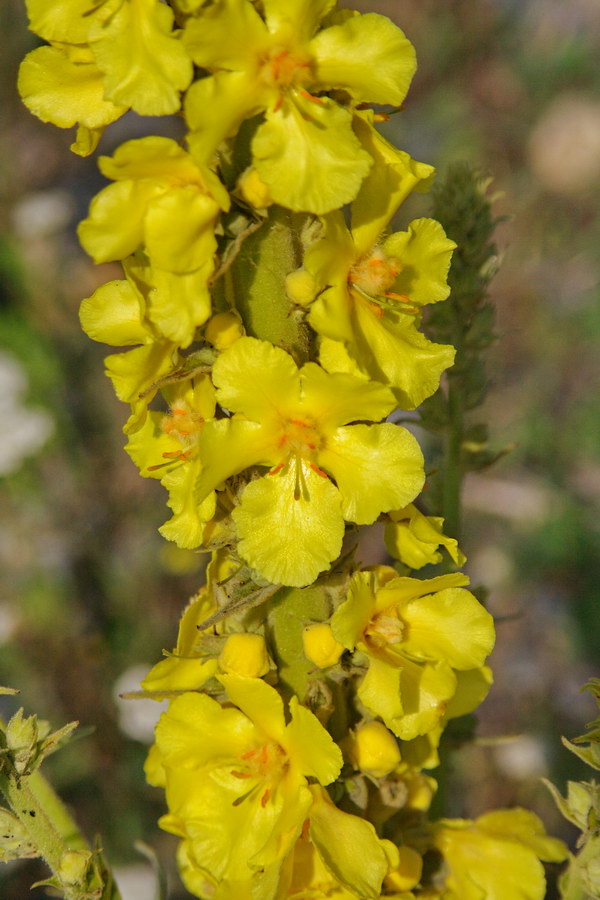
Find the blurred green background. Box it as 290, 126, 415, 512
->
1, 0, 599, 896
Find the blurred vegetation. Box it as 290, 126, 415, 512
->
1, 0, 599, 896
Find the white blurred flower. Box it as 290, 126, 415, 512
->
113, 664, 167, 743
528, 95, 600, 194
114, 863, 158, 900
0, 352, 54, 476
494, 735, 548, 780
11, 189, 75, 239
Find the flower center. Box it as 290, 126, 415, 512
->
161, 402, 205, 448
147, 401, 206, 470
269, 418, 329, 489
349, 248, 403, 297
259, 45, 313, 91
365, 611, 404, 649
278, 417, 322, 456
230, 741, 288, 807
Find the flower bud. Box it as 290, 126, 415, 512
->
238, 167, 272, 209
286, 268, 317, 306
59, 850, 93, 886
350, 721, 401, 777
205, 311, 244, 351
384, 845, 423, 891
302, 623, 343, 668
218, 633, 270, 678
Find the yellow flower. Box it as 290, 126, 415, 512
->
20, 0, 193, 154
78, 137, 228, 275
152, 677, 343, 892
18, 43, 126, 156
300, 117, 456, 408
330, 567, 495, 739
431, 809, 568, 900
126, 374, 217, 548
79, 266, 183, 433
384, 505, 466, 570
183, 0, 416, 212
195, 337, 424, 586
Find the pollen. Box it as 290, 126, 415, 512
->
349, 247, 403, 297
365, 611, 404, 649
231, 741, 288, 803
160, 401, 205, 448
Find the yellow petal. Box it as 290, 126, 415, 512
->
18, 46, 125, 131
144, 187, 219, 273
218, 675, 286, 745
253, 94, 372, 214
319, 423, 424, 525
78, 180, 162, 264
330, 570, 377, 650
300, 362, 395, 429
90, 0, 193, 115
351, 113, 435, 256
398, 588, 495, 670
212, 336, 300, 423
312, 13, 416, 105
183, 0, 267, 70
383, 218, 456, 307
309, 785, 388, 898
285, 699, 343, 785
79, 279, 147, 347
233, 460, 345, 587
155, 691, 255, 769
25, 0, 92, 43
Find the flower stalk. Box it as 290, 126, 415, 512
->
14, 3, 568, 899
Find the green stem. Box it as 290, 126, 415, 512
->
442, 374, 463, 541
0, 766, 122, 899
560, 837, 600, 900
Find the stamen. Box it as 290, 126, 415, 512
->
299, 90, 325, 106
260, 788, 271, 808
310, 463, 329, 479
269, 460, 286, 476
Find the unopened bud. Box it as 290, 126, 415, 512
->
384, 845, 423, 891
286, 268, 317, 306
218, 633, 270, 678
59, 849, 93, 885
205, 311, 244, 351
302, 623, 343, 668
350, 721, 401, 777
238, 167, 272, 209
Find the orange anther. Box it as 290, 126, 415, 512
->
242, 749, 257, 759
269, 460, 286, 476
299, 90, 325, 106
310, 463, 329, 479
260, 788, 271, 807
230, 770, 252, 778
277, 434, 289, 448
290, 419, 308, 427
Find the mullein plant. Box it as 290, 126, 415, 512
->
5, 1, 569, 898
